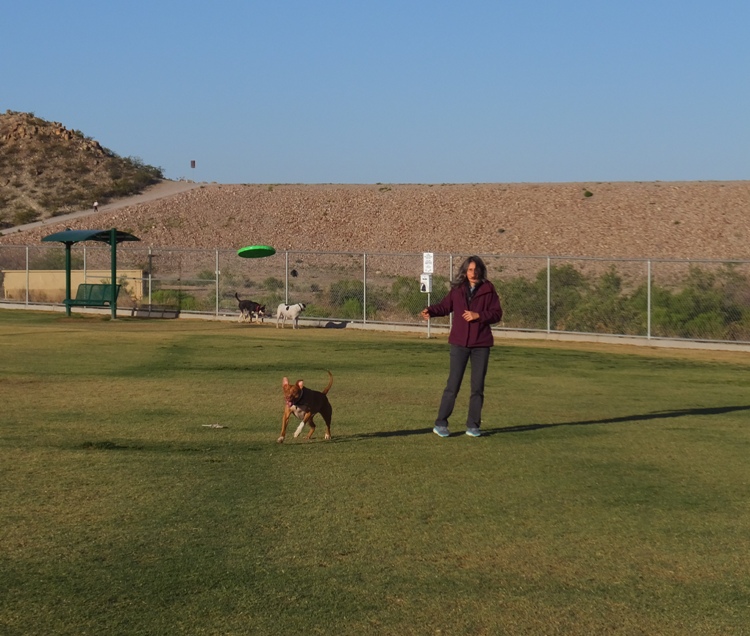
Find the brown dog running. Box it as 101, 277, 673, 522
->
279, 370, 333, 443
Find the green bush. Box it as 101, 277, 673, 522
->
646, 265, 750, 340
262, 277, 284, 292
13, 207, 40, 225
329, 279, 364, 307
496, 264, 588, 330
29, 249, 84, 270
495, 263, 750, 341
337, 298, 377, 320
496, 276, 547, 329
389, 275, 450, 313
302, 302, 328, 318
561, 267, 644, 335
150, 290, 197, 310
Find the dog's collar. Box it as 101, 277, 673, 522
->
287, 388, 305, 407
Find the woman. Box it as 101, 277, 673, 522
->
420, 255, 503, 437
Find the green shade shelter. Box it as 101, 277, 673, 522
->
41, 228, 140, 318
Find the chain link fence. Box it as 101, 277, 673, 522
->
2, 244, 749, 343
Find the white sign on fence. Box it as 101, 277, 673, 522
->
422, 252, 434, 274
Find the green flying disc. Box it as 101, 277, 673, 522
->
237, 245, 276, 258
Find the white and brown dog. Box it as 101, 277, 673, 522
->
276, 302, 306, 329
235, 293, 265, 323
279, 370, 333, 443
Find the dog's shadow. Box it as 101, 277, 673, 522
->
332, 405, 750, 442
324, 320, 348, 329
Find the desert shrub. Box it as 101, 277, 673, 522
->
388, 275, 450, 314
108, 165, 123, 180
329, 280, 364, 307
262, 277, 284, 292
726, 313, 750, 341
13, 207, 40, 225
340, 298, 363, 319
646, 266, 750, 340
218, 269, 240, 289
191, 270, 215, 282
263, 293, 285, 310
561, 267, 645, 335
337, 298, 377, 320
498, 262, 750, 341
322, 280, 365, 316
548, 264, 588, 329
495, 276, 547, 329
496, 264, 587, 330
150, 290, 197, 310
29, 250, 84, 270
298, 302, 324, 318
123, 155, 163, 180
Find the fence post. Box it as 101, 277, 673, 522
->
25, 246, 29, 306
284, 251, 289, 304
215, 249, 220, 317
647, 259, 652, 340
363, 253, 367, 324
427, 291, 431, 339
546, 256, 551, 333
147, 247, 153, 305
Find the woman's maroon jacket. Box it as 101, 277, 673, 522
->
426, 280, 503, 347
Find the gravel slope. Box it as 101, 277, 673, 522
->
2, 181, 749, 259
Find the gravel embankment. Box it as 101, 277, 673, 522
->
2, 181, 749, 259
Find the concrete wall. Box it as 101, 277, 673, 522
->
2, 270, 145, 302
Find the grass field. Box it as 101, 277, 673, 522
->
2, 310, 749, 635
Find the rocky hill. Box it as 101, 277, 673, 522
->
1, 112, 748, 259
2, 181, 749, 260
0, 110, 163, 228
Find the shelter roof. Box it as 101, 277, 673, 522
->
41, 229, 140, 245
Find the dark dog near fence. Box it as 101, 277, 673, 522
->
235, 293, 266, 323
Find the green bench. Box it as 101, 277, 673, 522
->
65, 283, 121, 308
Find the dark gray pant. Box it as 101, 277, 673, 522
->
434, 345, 490, 430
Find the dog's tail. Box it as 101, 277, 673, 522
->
234, 292, 241, 304
322, 370, 333, 394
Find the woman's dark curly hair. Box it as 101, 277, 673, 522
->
451, 255, 488, 288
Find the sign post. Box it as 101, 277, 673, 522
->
422, 253, 434, 338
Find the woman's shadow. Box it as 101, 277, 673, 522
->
335, 405, 750, 441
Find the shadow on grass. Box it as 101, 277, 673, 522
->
76, 440, 266, 454
80, 406, 749, 448
335, 405, 750, 441
334, 427, 434, 442
483, 404, 750, 435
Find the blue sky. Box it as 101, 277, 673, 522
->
3, 1, 749, 184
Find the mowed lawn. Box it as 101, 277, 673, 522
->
1, 310, 749, 635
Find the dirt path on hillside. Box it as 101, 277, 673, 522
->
0, 180, 204, 236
